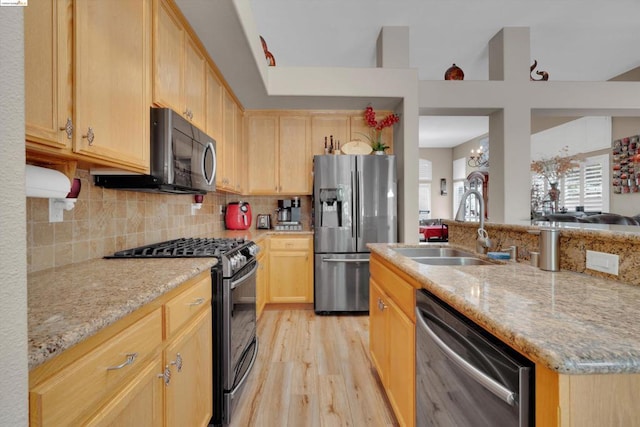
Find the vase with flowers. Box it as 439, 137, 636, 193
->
358, 105, 400, 154
530, 146, 580, 213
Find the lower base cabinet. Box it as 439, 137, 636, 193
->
29, 271, 212, 427
369, 254, 416, 427
267, 235, 313, 303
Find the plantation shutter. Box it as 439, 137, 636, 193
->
583, 156, 606, 212
562, 168, 581, 210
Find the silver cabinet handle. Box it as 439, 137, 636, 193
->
183, 109, 190, 119
106, 352, 138, 371
82, 127, 95, 145
377, 298, 386, 311
188, 297, 205, 306
59, 117, 73, 139
170, 353, 183, 372
415, 307, 517, 406
322, 258, 370, 264
157, 365, 171, 386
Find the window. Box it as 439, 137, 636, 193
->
452, 158, 467, 216
532, 154, 609, 213
419, 159, 432, 219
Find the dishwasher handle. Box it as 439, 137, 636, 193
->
322, 258, 369, 263
415, 306, 518, 406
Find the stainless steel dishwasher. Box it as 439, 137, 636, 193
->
416, 289, 534, 427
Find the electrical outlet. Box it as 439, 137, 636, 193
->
586, 250, 619, 275
219, 205, 224, 214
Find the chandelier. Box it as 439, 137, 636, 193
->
468, 147, 489, 168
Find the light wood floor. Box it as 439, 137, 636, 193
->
230, 308, 398, 427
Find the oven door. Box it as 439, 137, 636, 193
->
223, 260, 258, 391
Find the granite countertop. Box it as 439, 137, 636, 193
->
28, 258, 216, 370
369, 243, 640, 375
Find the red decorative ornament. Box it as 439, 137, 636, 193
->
444, 63, 464, 80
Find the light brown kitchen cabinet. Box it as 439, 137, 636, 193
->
247, 114, 279, 194
153, 0, 206, 129
278, 116, 312, 194
24, 0, 73, 151
369, 253, 415, 427
73, 0, 151, 170
221, 90, 237, 191
246, 113, 312, 195
29, 271, 212, 427
164, 307, 212, 427
25, 0, 150, 173
234, 103, 246, 193
267, 236, 313, 303
255, 238, 268, 318
310, 114, 350, 157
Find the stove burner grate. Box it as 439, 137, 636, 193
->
109, 237, 246, 258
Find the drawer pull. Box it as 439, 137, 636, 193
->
106, 352, 138, 371
158, 365, 171, 386
59, 117, 73, 139
188, 297, 205, 306
377, 298, 387, 312
170, 353, 183, 372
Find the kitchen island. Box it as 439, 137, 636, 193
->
369, 243, 640, 426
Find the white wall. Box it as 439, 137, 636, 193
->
0, 6, 29, 426
420, 148, 453, 219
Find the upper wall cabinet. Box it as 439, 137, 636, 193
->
25, 0, 151, 173
25, 0, 73, 151
74, 0, 152, 170
153, 0, 206, 130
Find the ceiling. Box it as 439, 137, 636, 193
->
177, 0, 640, 148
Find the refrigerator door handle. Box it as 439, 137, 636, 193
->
322, 258, 370, 263
351, 171, 356, 239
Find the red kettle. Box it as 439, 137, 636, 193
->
225, 201, 252, 230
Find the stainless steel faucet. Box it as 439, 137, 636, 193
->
455, 188, 491, 254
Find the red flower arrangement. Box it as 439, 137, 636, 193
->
360, 105, 400, 152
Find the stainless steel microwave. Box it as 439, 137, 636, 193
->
93, 108, 217, 194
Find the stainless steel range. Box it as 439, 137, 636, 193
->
108, 237, 259, 426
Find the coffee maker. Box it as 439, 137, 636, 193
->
275, 197, 302, 230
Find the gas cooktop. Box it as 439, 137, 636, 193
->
107, 237, 247, 258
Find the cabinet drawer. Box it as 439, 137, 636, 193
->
370, 257, 415, 321
30, 309, 162, 427
270, 237, 310, 251
165, 274, 212, 337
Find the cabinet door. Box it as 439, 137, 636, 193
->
83, 357, 164, 427
25, 0, 73, 149
183, 37, 206, 129
205, 67, 223, 149
247, 115, 278, 194
153, 0, 183, 113
310, 115, 350, 157
222, 91, 236, 191
164, 307, 213, 427
369, 280, 388, 386
234, 105, 245, 193
279, 116, 312, 194
268, 250, 312, 303
74, 0, 150, 171
387, 297, 415, 427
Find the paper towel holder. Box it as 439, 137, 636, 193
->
25, 165, 80, 222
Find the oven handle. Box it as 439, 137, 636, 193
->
230, 263, 258, 290
230, 338, 259, 394
415, 307, 517, 406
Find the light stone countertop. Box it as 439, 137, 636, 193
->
28, 257, 216, 370
369, 243, 640, 375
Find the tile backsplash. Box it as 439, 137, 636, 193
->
27, 169, 311, 273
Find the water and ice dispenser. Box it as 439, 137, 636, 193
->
319, 187, 345, 228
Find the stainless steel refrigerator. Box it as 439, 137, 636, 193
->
313, 154, 397, 313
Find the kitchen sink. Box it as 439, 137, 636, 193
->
391, 247, 475, 258
413, 257, 495, 266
